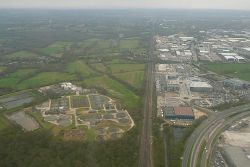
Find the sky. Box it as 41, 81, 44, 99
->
0, 0, 250, 10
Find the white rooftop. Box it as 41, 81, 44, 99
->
220, 52, 238, 56
235, 56, 245, 60
158, 48, 169, 52
190, 81, 213, 88
224, 56, 236, 60
243, 48, 250, 51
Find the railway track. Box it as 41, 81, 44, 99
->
139, 62, 154, 167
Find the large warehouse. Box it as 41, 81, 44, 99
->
163, 106, 195, 120
189, 81, 213, 92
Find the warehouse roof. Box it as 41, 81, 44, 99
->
174, 107, 194, 116
235, 55, 245, 60
243, 47, 250, 51
220, 52, 238, 56
190, 81, 213, 88
163, 106, 175, 116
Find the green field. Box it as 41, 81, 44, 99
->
108, 63, 145, 73
17, 72, 75, 89
5, 51, 40, 60
84, 75, 139, 108
205, 63, 250, 81
0, 114, 9, 130
75, 38, 119, 55
0, 69, 38, 89
77, 38, 140, 53
114, 71, 145, 89
67, 60, 97, 78
83, 38, 116, 49
0, 67, 6, 74
91, 63, 107, 73
105, 58, 134, 64
120, 38, 140, 49
40, 42, 72, 57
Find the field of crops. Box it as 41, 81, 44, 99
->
40, 42, 72, 57
17, 72, 75, 89
119, 38, 140, 49
91, 63, 107, 73
67, 60, 97, 78
108, 63, 145, 73
114, 71, 145, 89
5, 51, 40, 60
0, 69, 38, 88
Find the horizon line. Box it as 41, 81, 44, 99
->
0, 7, 250, 11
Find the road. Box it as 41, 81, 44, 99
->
200, 111, 250, 167
182, 104, 250, 167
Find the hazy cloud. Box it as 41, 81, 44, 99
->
0, 0, 250, 10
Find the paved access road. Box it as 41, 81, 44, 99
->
182, 104, 250, 167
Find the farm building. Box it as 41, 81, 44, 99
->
163, 106, 195, 120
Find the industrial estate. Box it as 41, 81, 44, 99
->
154, 31, 250, 167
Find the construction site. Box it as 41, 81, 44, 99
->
35, 82, 134, 140
212, 117, 250, 167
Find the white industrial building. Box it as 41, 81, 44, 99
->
238, 48, 250, 58
184, 50, 192, 56
158, 64, 167, 72
224, 55, 237, 61
189, 81, 213, 92
234, 55, 245, 62
158, 48, 169, 52
179, 37, 194, 42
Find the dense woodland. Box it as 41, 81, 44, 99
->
0, 126, 139, 167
